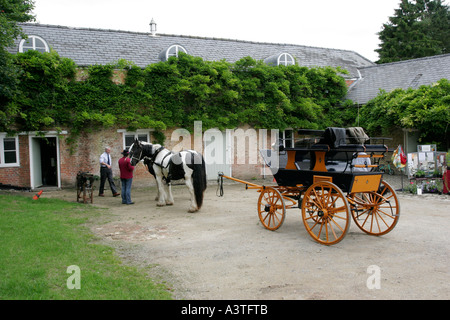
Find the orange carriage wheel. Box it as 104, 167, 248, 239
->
257, 187, 286, 231
301, 181, 351, 245
349, 180, 400, 236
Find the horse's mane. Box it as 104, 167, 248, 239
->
141, 142, 162, 157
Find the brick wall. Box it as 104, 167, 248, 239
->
59, 128, 156, 188
1, 126, 405, 190
0, 135, 30, 188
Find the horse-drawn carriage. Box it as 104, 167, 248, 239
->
218, 127, 400, 245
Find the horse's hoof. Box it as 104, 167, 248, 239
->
157, 203, 166, 207
166, 201, 174, 206
188, 207, 198, 213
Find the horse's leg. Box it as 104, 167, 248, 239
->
165, 182, 174, 205
154, 179, 160, 201
185, 176, 198, 213
154, 169, 167, 207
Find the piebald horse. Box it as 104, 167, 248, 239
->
129, 139, 207, 212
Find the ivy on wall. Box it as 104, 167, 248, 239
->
3, 50, 351, 143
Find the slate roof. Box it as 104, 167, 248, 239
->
346, 54, 450, 104
8, 23, 375, 79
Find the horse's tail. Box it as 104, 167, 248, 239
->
192, 153, 207, 209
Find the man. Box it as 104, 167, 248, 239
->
118, 149, 135, 205
99, 147, 120, 197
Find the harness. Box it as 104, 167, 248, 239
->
141, 146, 174, 183
150, 146, 173, 169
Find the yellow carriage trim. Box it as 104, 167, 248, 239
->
313, 175, 333, 183
350, 174, 382, 193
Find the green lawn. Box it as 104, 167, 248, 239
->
0, 193, 172, 300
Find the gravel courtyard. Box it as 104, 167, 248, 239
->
47, 174, 449, 300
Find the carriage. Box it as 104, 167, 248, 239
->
217, 127, 400, 245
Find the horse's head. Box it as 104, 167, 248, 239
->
129, 138, 144, 166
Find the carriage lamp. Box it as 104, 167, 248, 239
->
149, 18, 157, 36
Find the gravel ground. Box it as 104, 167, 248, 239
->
18, 172, 450, 300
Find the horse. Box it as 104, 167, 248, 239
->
129, 139, 207, 212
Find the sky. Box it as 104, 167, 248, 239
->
31, 0, 403, 62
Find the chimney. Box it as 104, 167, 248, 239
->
149, 18, 157, 37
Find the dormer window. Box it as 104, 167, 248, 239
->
264, 53, 296, 66
159, 44, 188, 61
278, 53, 295, 66
19, 35, 50, 53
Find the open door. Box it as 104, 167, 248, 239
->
30, 136, 59, 189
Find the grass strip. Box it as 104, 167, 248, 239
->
0, 194, 172, 300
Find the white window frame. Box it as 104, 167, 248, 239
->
0, 134, 20, 167
118, 129, 152, 150
19, 35, 50, 53
281, 129, 294, 148
278, 53, 295, 66
166, 44, 187, 60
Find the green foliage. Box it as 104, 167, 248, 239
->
0, 0, 35, 126
360, 78, 450, 149
12, 50, 76, 131
376, 0, 450, 63
4, 50, 351, 141
0, 0, 35, 48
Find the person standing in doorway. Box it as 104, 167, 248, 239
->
99, 147, 120, 197
118, 149, 135, 205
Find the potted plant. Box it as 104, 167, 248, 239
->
415, 170, 425, 178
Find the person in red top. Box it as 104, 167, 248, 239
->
118, 149, 135, 204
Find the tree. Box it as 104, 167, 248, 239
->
376, 0, 450, 64
359, 79, 450, 150
0, 0, 35, 132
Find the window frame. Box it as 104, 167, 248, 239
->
121, 130, 152, 150
278, 53, 295, 66
166, 44, 187, 60
18, 35, 50, 53
0, 134, 20, 167
281, 129, 294, 148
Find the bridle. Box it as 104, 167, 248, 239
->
130, 147, 143, 165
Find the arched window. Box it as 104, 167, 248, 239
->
277, 53, 295, 66
264, 53, 296, 66
19, 35, 50, 53
159, 44, 188, 61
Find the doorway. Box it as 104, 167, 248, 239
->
203, 129, 232, 180
30, 137, 59, 188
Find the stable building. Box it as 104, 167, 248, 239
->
2, 22, 448, 190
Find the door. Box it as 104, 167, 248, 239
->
203, 129, 231, 180
30, 136, 59, 189
31, 137, 42, 188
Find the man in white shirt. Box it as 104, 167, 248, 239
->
99, 147, 120, 197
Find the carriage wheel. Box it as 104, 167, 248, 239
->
349, 180, 400, 236
257, 187, 286, 231
301, 181, 350, 245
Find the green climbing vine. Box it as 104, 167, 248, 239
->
3, 50, 351, 141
